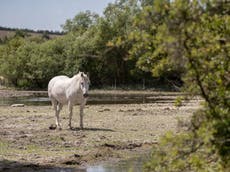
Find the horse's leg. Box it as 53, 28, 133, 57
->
57, 103, 63, 127
51, 99, 59, 129
68, 102, 73, 129
79, 102, 85, 129
56, 102, 63, 129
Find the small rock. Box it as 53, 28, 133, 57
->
98, 108, 110, 112
74, 154, 82, 158
100, 136, 106, 140
11, 104, 24, 107
60, 137, 65, 141
62, 159, 80, 165
20, 135, 28, 138
132, 113, 138, 116
49, 124, 57, 130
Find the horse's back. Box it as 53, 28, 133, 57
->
48, 75, 69, 90
48, 75, 70, 101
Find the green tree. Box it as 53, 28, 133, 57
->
127, 0, 186, 84
0, 37, 27, 86
62, 10, 99, 33
143, 0, 230, 171
99, 0, 144, 85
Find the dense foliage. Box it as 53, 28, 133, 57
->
0, 0, 229, 170
0, 1, 159, 89
141, 0, 230, 171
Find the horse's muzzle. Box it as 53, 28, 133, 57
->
83, 93, 89, 98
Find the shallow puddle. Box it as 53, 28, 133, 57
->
0, 92, 181, 106
87, 154, 149, 172
1, 154, 149, 172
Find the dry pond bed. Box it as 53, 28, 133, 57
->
0, 91, 201, 170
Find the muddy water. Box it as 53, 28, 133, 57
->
0, 92, 182, 106
3, 154, 149, 172
87, 154, 150, 172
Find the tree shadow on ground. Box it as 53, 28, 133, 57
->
0, 159, 86, 172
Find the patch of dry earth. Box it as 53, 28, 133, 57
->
0, 101, 200, 168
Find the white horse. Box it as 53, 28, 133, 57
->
48, 72, 90, 129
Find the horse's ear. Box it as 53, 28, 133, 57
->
81, 72, 84, 77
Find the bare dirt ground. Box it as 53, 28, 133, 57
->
0, 90, 201, 171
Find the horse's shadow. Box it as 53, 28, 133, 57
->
70, 127, 115, 132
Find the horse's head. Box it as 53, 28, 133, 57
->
79, 72, 90, 98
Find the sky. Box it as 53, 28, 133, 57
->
0, 0, 115, 31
